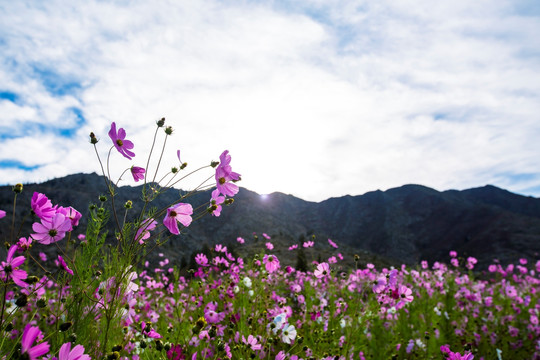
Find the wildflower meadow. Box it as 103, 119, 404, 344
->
0, 119, 539, 360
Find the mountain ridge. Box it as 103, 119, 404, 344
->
1, 172, 539, 270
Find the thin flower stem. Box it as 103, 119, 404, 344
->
105, 147, 125, 245
143, 125, 161, 197
151, 132, 169, 184
93, 144, 112, 194
0, 284, 7, 331
168, 165, 213, 189
10, 193, 18, 244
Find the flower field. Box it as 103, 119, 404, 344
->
1, 119, 539, 359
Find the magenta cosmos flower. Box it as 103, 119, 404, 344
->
57, 255, 74, 275
263, 254, 280, 273
215, 150, 241, 197
108, 122, 135, 160
56, 206, 82, 231
209, 189, 225, 217
314, 262, 330, 278
31, 192, 56, 220
55, 342, 90, 360
21, 324, 50, 359
0, 244, 27, 287
135, 218, 157, 244
31, 212, 73, 245
131, 166, 145, 182
163, 203, 193, 235
0, 209, 5, 218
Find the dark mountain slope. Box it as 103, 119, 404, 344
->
1, 173, 539, 269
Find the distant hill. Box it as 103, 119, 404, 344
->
1, 173, 539, 270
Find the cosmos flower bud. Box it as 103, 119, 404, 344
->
36, 298, 47, 308
180, 162, 187, 169
99, 195, 107, 202
171, 167, 179, 174
164, 126, 174, 135
107, 352, 120, 359
26, 275, 39, 284
155, 340, 163, 351
15, 293, 28, 307
210, 161, 219, 168
156, 117, 166, 127
89, 132, 98, 144
225, 198, 234, 205
59, 321, 73, 332
13, 183, 23, 193
124, 200, 133, 209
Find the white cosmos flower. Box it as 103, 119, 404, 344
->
242, 277, 252, 288
281, 324, 297, 344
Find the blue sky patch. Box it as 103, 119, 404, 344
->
0, 159, 40, 171
0, 91, 19, 102
31, 65, 82, 96
0, 107, 86, 140
59, 107, 86, 138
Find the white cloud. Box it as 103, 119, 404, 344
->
0, 0, 539, 201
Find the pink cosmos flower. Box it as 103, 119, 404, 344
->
141, 322, 162, 339
209, 189, 225, 217
56, 206, 82, 230
0, 209, 5, 218
328, 238, 338, 248
131, 166, 145, 182
21, 324, 50, 359
266, 242, 274, 250
397, 285, 414, 303
237, 237, 245, 244
108, 122, 135, 160
163, 203, 193, 235
215, 244, 227, 253
215, 150, 241, 197
57, 255, 74, 275
303, 241, 314, 248
314, 262, 330, 278
0, 244, 27, 287
288, 244, 298, 250
167, 344, 186, 360
195, 253, 208, 266
31, 212, 72, 244
135, 218, 157, 244
263, 254, 280, 273
204, 302, 225, 324
31, 192, 56, 220
17, 237, 32, 251
372, 276, 387, 294
242, 335, 262, 351
56, 342, 90, 360
466, 256, 477, 270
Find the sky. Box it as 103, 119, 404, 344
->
1, 0, 539, 202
